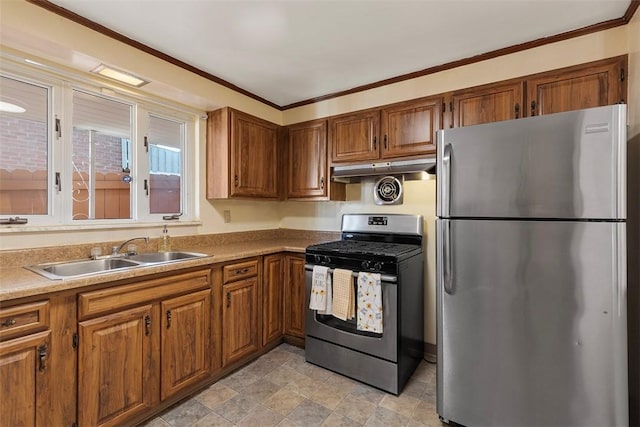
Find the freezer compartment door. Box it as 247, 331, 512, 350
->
436, 219, 628, 427
437, 105, 626, 220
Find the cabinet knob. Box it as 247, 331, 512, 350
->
1, 318, 16, 327
226, 292, 231, 308
234, 175, 239, 187
320, 177, 325, 190
530, 100, 537, 116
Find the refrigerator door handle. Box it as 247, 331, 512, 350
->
441, 144, 452, 217
443, 220, 454, 295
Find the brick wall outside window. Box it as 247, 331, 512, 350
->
0, 116, 47, 171
0, 116, 124, 174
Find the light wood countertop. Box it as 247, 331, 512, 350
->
0, 237, 328, 302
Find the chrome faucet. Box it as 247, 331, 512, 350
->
112, 236, 149, 255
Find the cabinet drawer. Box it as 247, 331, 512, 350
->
0, 300, 50, 340
223, 259, 259, 283
79, 270, 210, 319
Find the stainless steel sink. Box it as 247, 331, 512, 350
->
25, 251, 208, 280
125, 251, 206, 264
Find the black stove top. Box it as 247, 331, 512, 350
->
307, 240, 420, 259
306, 239, 422, 275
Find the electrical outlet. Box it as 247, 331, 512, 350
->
223, 210, 231, 223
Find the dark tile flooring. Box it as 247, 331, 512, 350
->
142, 343, 444, 427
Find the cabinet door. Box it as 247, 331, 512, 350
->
287, 120, 328, 198
381, 97, 442, 157
527, 56, 626, 116
230, 110, 278, 198
452, 81, 524, 127
161, 290, 211, 401
0, 330, 50, 427
284, 254, 306, 339
263, 254, 284, 346
330, 110, 380, 163
78, 305, 157, 427
222, 277, 259, 366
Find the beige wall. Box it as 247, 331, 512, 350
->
0, 1, 637, 346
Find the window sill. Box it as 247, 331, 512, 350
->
0, 220, 202, 234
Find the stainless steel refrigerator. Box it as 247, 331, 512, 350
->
436, 105, 628, 426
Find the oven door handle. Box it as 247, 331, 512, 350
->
305, 264, 397, 283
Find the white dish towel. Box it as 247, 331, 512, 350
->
357, 272, 383, 333
309, 265, 331, 313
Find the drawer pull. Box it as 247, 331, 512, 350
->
234, 267, 250, 275
226, 292, 231, 308
38, 344, 47, 372
1, 318, 17, 327
166, 310, 172, 328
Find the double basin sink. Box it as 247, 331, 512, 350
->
26, 251, 208, 280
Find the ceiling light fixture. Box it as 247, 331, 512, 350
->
91, 64, 149, 87
0, 101, 26, 113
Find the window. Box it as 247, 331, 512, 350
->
0, 63, 198, 228
0, 76, 50, 217
72, 90, 133, 220
147, 114, 183, 215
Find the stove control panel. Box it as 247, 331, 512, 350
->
368, 216, 388, 226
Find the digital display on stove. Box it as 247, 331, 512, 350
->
368, 216, 388, 226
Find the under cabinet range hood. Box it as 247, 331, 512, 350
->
331, 158, 436, 183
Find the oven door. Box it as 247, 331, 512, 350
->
305, 265, 398, 362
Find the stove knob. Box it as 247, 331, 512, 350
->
314, 255, 321, 263
323, 256, 331, 264
374, 261, 383, 271
361, 260, 371, 270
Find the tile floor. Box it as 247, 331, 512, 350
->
142, 343, 444, 427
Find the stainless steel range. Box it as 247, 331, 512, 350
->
305, 213, 424, 395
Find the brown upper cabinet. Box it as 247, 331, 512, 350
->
330, 96, 442, 163
286, 119, 329, 198
448, 55, 626, 128
526, 55, 626, 117
450, 80, 524, 128
207, 107, 279, 199
285, 119, 346, 200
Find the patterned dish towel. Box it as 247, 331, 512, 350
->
357, 272, 383, 333
309, 265, 330, 312
332, 268, 355, 321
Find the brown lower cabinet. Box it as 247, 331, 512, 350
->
263, 254, 284, 346
3, 252, 308, 426
221, 258, 261, 367
0, 330, 51, 427
77, 269, 211, 427
284, 254, 306, 340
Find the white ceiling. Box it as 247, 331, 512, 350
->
49, 0, 632, 108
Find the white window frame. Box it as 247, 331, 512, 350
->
0, 59, 200, 232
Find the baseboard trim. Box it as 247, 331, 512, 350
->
424, 342, 437, 363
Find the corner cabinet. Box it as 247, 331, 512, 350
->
329, 96, 442, 163
285, 119, 345, 200
77, 269, 211, 427
284, 254, 306, 341
262, 254, 284, 347
207, 107, 279, 199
